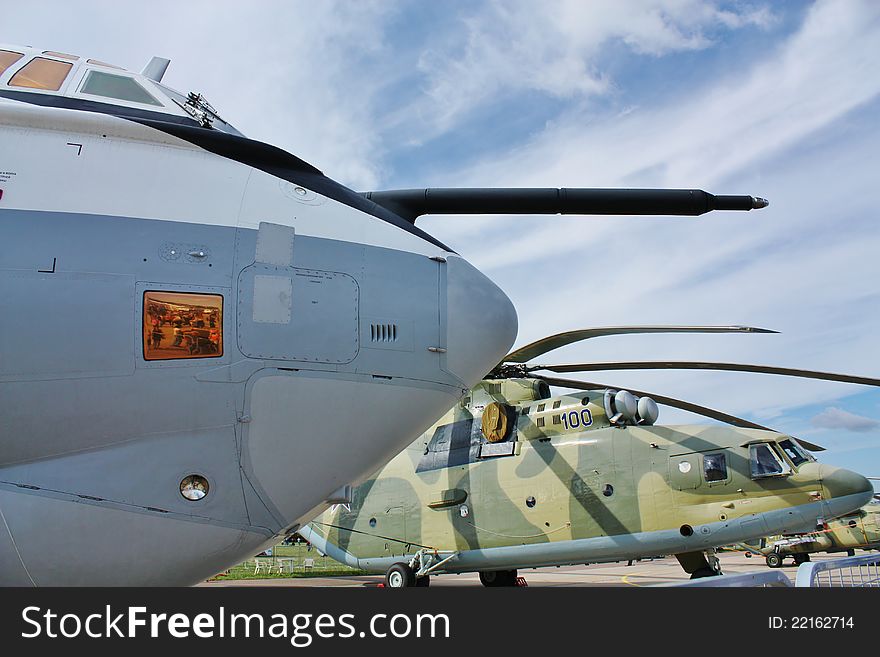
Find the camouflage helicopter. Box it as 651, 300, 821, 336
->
299, 326, 878, 586
752, 481, 880, 567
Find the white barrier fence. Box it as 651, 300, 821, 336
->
668, 553, 880, 587
795, 553, 880, 587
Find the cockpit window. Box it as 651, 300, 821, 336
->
87, 59, 123, 69
9, 57, 73, 91
703, 453, 728, 482
80, 70, 163, 106
143, 291, 223, 361
43, 51, 80, 61
778, 439, 810, 466
749, 443, 791, 478
0, 50, 25, 76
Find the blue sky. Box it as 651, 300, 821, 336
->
6, 0, 879, 488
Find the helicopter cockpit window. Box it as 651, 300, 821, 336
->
703, 453, 728, 482
143, 291, 223, 361
749, 443, 791, 478
0, 50, 25, 76
80, 70, 163, 106
8, 57, 73, 91
778, 439, 810, 466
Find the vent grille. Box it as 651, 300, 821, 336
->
370, 323, 398, 343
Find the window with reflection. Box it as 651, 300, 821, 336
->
703, 453, 728, 482
80, 70, 162, 106
778, 439, 809, 466
143, 291, 223, 361
9, 57, 73, 91
0, 50, 25, 76
749, 443, 791, 478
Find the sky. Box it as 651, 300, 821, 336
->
6, 0, 879, 489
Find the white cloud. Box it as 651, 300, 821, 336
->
811, 407, 880, 433
412, 0, 776, 133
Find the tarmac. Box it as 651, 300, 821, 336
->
200, 551, 862, 587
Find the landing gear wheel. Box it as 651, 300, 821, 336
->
479, 569, 518, 587
846, 549, 856, 557
385, 562, 416, 588
415, 576, 430, 587
793, 554, 810, 565
765, 553, 783, 568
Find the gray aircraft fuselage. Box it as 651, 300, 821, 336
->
0, 45, 517, 585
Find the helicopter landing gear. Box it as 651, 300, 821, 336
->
676, 551, 723, 579
765, 552, 783, 568
385, 562, 416, 588
479, 569, 519, 587
384, 548, 456, 587
793, 553, 810, 565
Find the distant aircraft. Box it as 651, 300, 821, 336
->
755, 491, 880, 567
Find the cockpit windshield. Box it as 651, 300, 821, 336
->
79, 70, 163, 106
1, 45, 244, 137
778, 438, 813, 466
9, 57, 72, 91
749, 443, 791, 478
0, 50, 24, 76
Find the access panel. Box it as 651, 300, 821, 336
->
237, 262, 359, 363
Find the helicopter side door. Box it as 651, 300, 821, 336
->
669, 452, 702, 491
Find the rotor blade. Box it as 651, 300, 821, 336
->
535, 361, 880, 387
535, 375, 824, 452
794, 438, 827, 453
503, 325, 777, 364
361, 188, 768, 223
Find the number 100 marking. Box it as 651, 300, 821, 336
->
560, 409, 593, 430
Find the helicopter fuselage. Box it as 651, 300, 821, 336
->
303, 381, 873, 576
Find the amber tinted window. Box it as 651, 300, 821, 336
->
0, 50, 25, 76
9, 57, 73, 90
80, 70, 162, 106
144, 291, 223, 361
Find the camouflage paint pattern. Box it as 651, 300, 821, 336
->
762, 500, 880, 559
305, 379, 873, 572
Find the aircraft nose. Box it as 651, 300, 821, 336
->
443, 255, 518, 387
820, 465, 873, 515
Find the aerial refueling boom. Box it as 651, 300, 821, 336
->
361, 188, 769, 223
